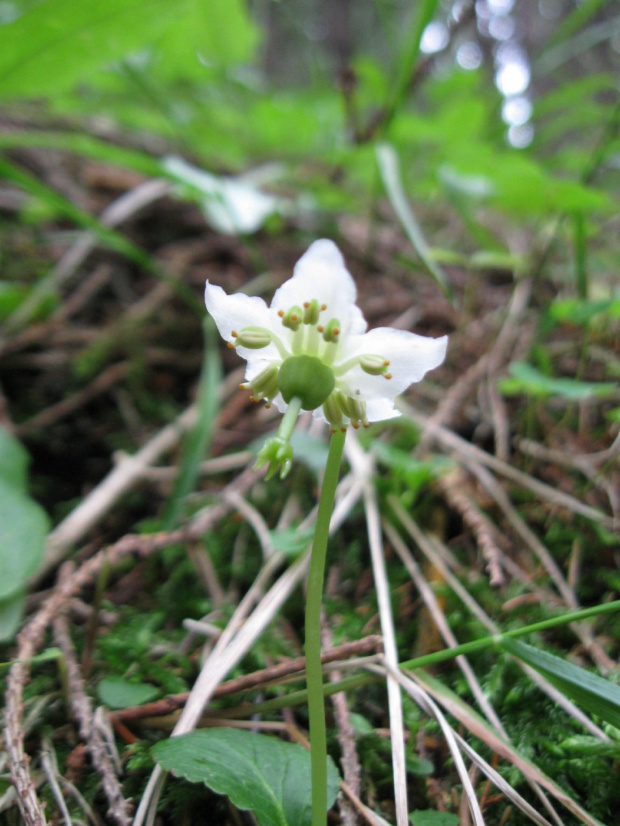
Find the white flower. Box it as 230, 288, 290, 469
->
205, 239, 448, 434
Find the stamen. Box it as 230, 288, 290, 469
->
322, 319, 341, 343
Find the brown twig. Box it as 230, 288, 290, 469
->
440, 467, 505, 587
111, 635, 383, 724
52, 611, 132, 825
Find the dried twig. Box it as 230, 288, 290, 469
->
53, 612, 132, 825
439, 467, 505, 586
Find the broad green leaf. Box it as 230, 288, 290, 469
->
268, 527, 315, 558
411, 812, 460, 826
0, 283, 29, 321
0, 591, 25, 642
152, 728, 340, 826
0, 0, 181, 99
0, 426, 29, 490
548, 298, 620, 326
0, 478, 49, 599
499, 362, 617, 401
501, 639, 620, 730
98, 677, 160, 709
153, 0, 259, 79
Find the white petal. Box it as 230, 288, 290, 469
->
270, 240, 367, 336
312, 397, 400, 425
365, 398, 401, 422
337, 327, 448, 400
205, 281, 283, 362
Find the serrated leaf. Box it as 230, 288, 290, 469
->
0, 426, 29, 490
152, 728, 340, 826
501, 639, 620, 730
98, 677, 160, 709
0, 478, 49, 599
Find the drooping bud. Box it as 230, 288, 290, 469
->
234, 327, 272, 349
278, 355, 335, 410
255, 436, 294, 480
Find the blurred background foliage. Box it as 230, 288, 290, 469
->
0, 0, 618, 266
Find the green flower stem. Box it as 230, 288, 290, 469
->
279, 396, 303, 442
305, 428, 346, 826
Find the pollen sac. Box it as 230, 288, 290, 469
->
281, 306, 304, 331
359, 354, 390, 376
234, 326, 272, 349
303, 299, 321, 325
323, 391, 346, 431
322, 318, 341, 343
245, 363, 279, 403
278, 355, 335, 410
341, 394, 368, 429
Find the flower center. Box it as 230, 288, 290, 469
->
278, 355, 335, 410
233, 298, 392, 418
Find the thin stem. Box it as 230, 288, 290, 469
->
305, 428, 346, 826
278, 397, 303, 442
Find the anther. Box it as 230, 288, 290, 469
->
278, 310, 284, 317
384, 373, 392, 380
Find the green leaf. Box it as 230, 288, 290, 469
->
500, 639, 620, 730
376, 142, 452, 300
152, 728, 340, 826
548, 298, 620, 326
0, 591, 25, 642
268, 527, 315, 558
410, 811, 460, 826
98, 677, 160, 709
161, 318, 221, 530
0, 0, 181, 99
499, 362, 618, 401
0, 478, 49, 599
0, 426, 30, 490
153, 0, 259, 79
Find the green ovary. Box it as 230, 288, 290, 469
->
278, 355, 335, 410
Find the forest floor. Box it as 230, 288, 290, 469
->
1, 139, 619, 826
